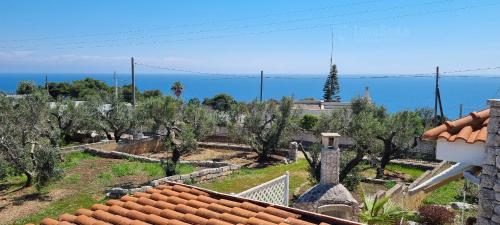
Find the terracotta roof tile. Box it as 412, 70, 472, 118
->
30, 182, 362, 225
422, 108, 490, 144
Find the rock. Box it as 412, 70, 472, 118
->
450, 202, 475, 211
107, 187, 127, 199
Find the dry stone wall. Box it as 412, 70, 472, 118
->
478, 99, 500, 225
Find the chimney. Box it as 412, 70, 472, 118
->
320, 133, 340, 185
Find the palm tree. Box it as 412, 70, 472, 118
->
360, 192, 412, 225
170, 81, 183, 99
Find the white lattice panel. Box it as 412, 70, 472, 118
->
236, 172, 289, 206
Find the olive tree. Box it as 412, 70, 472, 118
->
0, 91, 61, 188
84, 94, 136, 143
49, 99, 88, 144
300, 97, 383, 188
237, 97, 298, 162
375, 110, 423, 178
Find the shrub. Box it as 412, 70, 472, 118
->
300, 114, 318, 130
34, 145, 63, 190
360, 193, 412, 225
418, 205, 455, 225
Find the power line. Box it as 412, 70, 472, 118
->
134, 61, 500, 80
0, 0, 382, 43
4, 0, 498, 51
0, 0, 456, 50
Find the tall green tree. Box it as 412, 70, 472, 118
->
323, 64, 340, 102
171, 81, 183, 99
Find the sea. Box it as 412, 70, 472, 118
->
1, 73, 499, 119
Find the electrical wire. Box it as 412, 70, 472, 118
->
3, 1, 498, 51
134, 61, 500, 80
0, 0, 382, 43
0, 0, 456, 49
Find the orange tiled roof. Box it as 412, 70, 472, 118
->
422, 109, 489, 144
29, 182, 361, 225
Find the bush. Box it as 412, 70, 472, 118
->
300, 114, 318, 130
418, 205, 455, 225
34, 145, 63, 190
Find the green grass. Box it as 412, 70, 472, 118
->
422, 179, 478, 205
13, 192, 105, 225
385, 163, 426, 179
59, 152, 96, 169
110, 162, 196, 177
198, 159, 310, 197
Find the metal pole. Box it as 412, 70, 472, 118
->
459, 104, 463, 118
114, 71, 118, 100
45, 75, 49, 93
434, 66, 439, 126
260, 70, 263, 102
131, 57, 136, 106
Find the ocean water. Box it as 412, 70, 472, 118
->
0, 73, 499, 119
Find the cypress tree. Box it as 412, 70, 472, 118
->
323, 64, 340, 102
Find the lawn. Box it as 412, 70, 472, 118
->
197, 159, 311, 197
2, 152, 195, 225
423, 178, 478, 205
359, 162, 426, 181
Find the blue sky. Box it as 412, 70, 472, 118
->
1, 0, 500, 75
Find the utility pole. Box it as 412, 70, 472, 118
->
459, 104, 463, 118
45, 75, 49, 93
113, 71, 118, 100
131, 57, 136, 107
433, 66, 445, 125
260, 70, 263, 102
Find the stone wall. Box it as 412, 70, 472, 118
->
114, 137, 163, 154
60, 140, 117, 153
478, 99, 500, 225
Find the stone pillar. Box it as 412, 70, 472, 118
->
288, 142, 298, 162
320, 133, 341, 185
478, 99, 500, 225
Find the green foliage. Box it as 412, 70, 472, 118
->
71, 78, 110, 100
238, 97, 298, 162
360, 193, 412, 225
143, 89, 163, 99
183, 99, 216, 141
48, 82, 71, 98
0, 90, 62, 188
16, 80, 38, 94
300, 114, 319, 131
171, 81, 183, 98
85, 93, 136, 142
323, 64, 340, 102
138, 96, 180, 134
203, 93, 236, 112
33, 145, 63, 190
